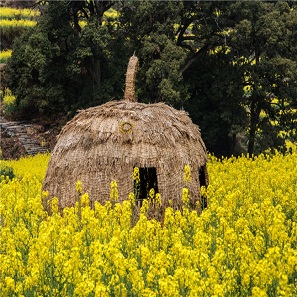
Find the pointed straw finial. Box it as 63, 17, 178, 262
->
124, 54, 139, 102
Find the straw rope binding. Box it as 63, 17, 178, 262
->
124, 54, 139, 102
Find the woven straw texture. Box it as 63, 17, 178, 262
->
43, 100, 208, 210
43, 55, 208, 211
124, 55, 139, 102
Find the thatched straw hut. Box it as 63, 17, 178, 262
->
43, 55, 208, 212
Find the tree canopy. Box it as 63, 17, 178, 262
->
6, 0, 297, 156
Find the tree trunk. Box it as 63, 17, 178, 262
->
86, 58, 101, 89
230, 133, 237, 156
248, 99, 261, 155
93, 59, 101, 88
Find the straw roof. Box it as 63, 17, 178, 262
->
43, 55, 208, 212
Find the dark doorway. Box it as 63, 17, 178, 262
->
134, 167, 158, 205
199, 165, 207, 187
199, 165, 208, 209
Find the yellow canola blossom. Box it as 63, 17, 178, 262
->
0, 150, 297, 296
0, 19, 37, 28
0, 7, 40, 19
0, 50, 12, 62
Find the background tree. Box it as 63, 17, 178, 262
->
119, 1, 251, 155
185, 50, 248, 156
118, 1, 235, 105
8, 0, 128, 120
6, 0, 297, 156
226, 1, 297, 154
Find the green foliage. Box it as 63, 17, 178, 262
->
184, 1, 297, 155
185, 50, 248, 156
7, 1, 128, 120
119, 1, 188, 107
2, 89, 17, 116
142, 34, 188, 105
5, 0, 297, 156
0, 166, 15, 180
1, 26, 27, 51
8, 27, 58, 117
226, 1, 297, 154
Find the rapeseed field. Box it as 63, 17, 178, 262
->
0, 150, 297, 297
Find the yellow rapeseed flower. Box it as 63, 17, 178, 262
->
183, 164, 192, 184
133, 167, 140, 184
109, 180, 119, 202
75, 180, 83, 194
181, 187, 190, 206
1, 151, 297, 296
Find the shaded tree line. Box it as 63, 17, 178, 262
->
6, 0, 297, 156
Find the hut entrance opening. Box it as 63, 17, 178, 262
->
199, 165, 208, 209
199, 166, 207, 187
134, 167, 158, 206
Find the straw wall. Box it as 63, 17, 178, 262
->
43, 101, 208, 211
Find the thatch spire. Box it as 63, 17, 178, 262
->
124, 54, 139, 102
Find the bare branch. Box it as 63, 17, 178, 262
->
176, 18, 194, 46
180, 39, 221, 74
